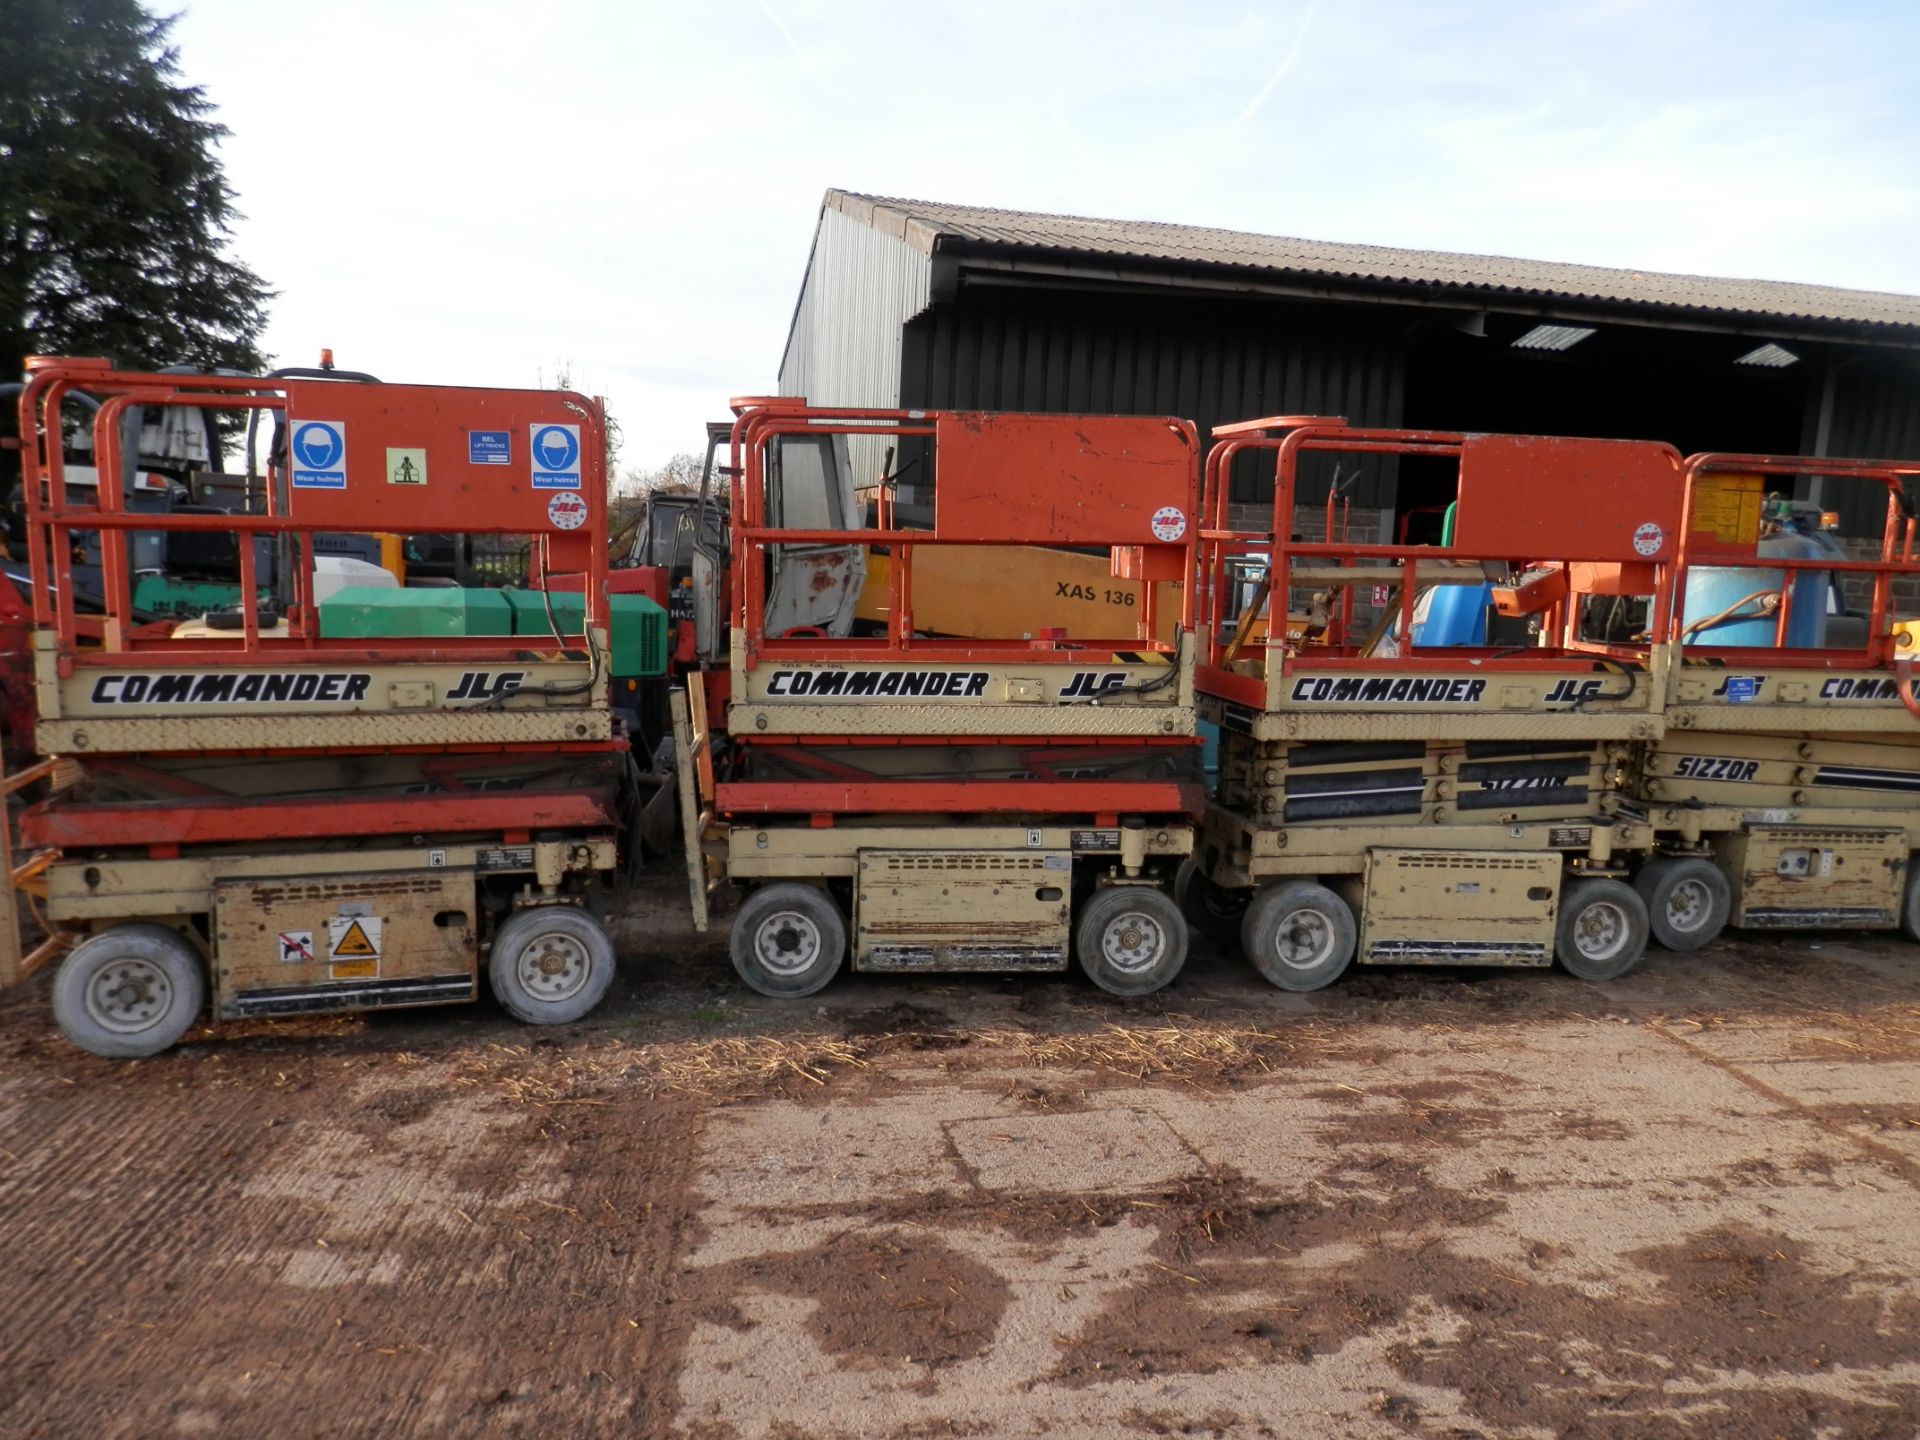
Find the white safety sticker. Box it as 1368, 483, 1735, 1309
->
1151, 505, 1188, 542
1632, 521, 1665, 557
530, 423, 582, 489
387, 447, 428, 486
546, 491, 588, 530
277, 930, 315, 964
328, 915, 382, 962
290, 420, 347, 489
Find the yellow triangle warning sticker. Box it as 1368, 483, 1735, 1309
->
331, 919, 379, 958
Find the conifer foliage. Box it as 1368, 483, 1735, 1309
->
0, 0, 272, 382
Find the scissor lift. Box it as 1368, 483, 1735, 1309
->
1634, 451, 1920, 946
685, 400, 1205, 998
8, 357, 638, 1056
1187, 416, 1683, 988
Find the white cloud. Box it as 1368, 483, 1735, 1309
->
168, 0, 1920, 470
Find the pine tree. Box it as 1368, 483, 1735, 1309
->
0, 0, 272, 383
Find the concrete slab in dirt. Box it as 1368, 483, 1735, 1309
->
946, 1106, 1203, 1193
1717, 1058, 1920, 1107
6, 890, 1920, 1439
701, 1097, 973, 1210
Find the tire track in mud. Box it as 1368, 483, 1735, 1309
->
0, 1052, 706, 1438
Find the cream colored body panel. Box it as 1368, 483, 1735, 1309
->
1202, 672, 1664, 742
212, 869, 479, 1018
45, 838, 616, 925
34, 632, 609, 754
725, 821, 1190, 880
1711, 826, 1906, 930
1226, 711, 1660, 743
731, 630, 1195, 739
1643, 731, 1920, 818
1360, 850, 1562, 965
1665, 662, 1915, 733
853, 849, 1072, 969
1198, 804, 1649, 884
1229, 648, 1668, 732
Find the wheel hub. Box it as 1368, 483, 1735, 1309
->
1274, 909, 1333, 970
1574, 901, 1629, 960
755, 911, 822, 977
1666, 879, 1708, 931
517, 933, 590, 1002
85, 959, 172, 1034
1101, 909, 1166, 974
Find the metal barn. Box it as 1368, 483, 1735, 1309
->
780, 190, 1920, 534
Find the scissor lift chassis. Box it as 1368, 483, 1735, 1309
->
1189, 422, 1685, 981
5, 360, 640, 1054
44, 836, 618, 1019
725, 819, 1193, 973
1629, 452, 1920, 940
1644, 719, 1920, 932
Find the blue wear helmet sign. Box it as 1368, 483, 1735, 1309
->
530, 423, 582, 489
290, 420, 347, 489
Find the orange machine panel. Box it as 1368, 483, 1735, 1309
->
1450, 434, 1683, 564
931, 413, 1198, 548
280, 381, 603, 569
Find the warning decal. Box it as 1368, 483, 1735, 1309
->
530, 423, 582, 489
386, 447, 428, 486
277, 930, 315, 964
1690, 472, 1764, 546
290, 420, 347, 490
328, 915, 383, 961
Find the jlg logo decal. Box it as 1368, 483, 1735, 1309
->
1543, 679, 1606, 705
446, 671, 529, 701
1059, 672, 1128, 699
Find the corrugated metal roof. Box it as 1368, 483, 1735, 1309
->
827, 190, 1920, 333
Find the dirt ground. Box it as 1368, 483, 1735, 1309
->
3, 873, 1919, 1439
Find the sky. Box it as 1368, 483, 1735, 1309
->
167, 0, 1920, 479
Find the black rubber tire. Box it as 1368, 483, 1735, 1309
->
1074, 885, 1188, 997
52, 923, 205, 1059
488, 906, 618, 1024
1634, 856, 1731, 952
1555, 878, 1650, 981
731, 883, 847, 998
1902, 858, 1920, 944
1239, 882, 1356, 992
1174, 858, 1249, 944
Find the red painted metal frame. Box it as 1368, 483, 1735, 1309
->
0, 573, 34, 748
12, 359, 634, 871
1666, 452, 1920, 670
17, 358, 609, 668
744, 739, 1191, 784
1194, 419, 1683, 701
21, 789, 621, 849
725, 400, 1200, 666
715, 780, 1203, 816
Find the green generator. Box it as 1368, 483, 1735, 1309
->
321, 587, 671, 744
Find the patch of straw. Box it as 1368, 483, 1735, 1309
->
1013, 1021, 1312, 1081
